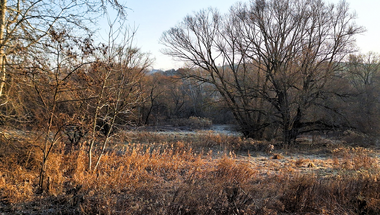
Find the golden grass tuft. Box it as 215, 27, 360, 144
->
332, 146, 378, 170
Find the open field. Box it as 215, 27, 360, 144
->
1, 128, 380, 214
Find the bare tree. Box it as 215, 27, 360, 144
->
161, 8, 271, 138
345, 52, 380, 133
139, 73, 170, 125
27, 28, 95, 192
2, 0, 127, 190
0, 0, 127, 115
86, 18, 152, 172
161, 0, 364, 144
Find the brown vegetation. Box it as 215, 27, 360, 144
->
0, 0, 380, 214
1, 130, 380, 214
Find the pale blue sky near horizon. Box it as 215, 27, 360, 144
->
122, 0, 380, 70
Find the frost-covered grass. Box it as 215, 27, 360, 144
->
1, 129, 380, 214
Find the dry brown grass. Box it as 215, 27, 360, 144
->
332, 146, 378, 170
1, 129, 380, 214
119, 131, 276, 155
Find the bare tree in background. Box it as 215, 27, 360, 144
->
161, 8, 272, 138
161, 0, 364, 144
345, 52, 380, 133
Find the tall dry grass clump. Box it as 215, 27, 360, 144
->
332, 146, 378, 170
281, 173, 380, 214
0, 134, 40, 204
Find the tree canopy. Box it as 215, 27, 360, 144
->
161, 0, 365, 144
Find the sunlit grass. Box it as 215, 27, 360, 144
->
1, 130, 380, 214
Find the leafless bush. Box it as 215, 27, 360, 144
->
169, 116, 212, 129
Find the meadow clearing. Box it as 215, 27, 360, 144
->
1, 127, 380, 214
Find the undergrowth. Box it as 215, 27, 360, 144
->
1, 130, 380, 214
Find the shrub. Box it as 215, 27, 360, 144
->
332, 146, 377, 170
169, 116, 212, 129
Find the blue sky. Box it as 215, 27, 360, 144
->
123, 0, 380, 70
